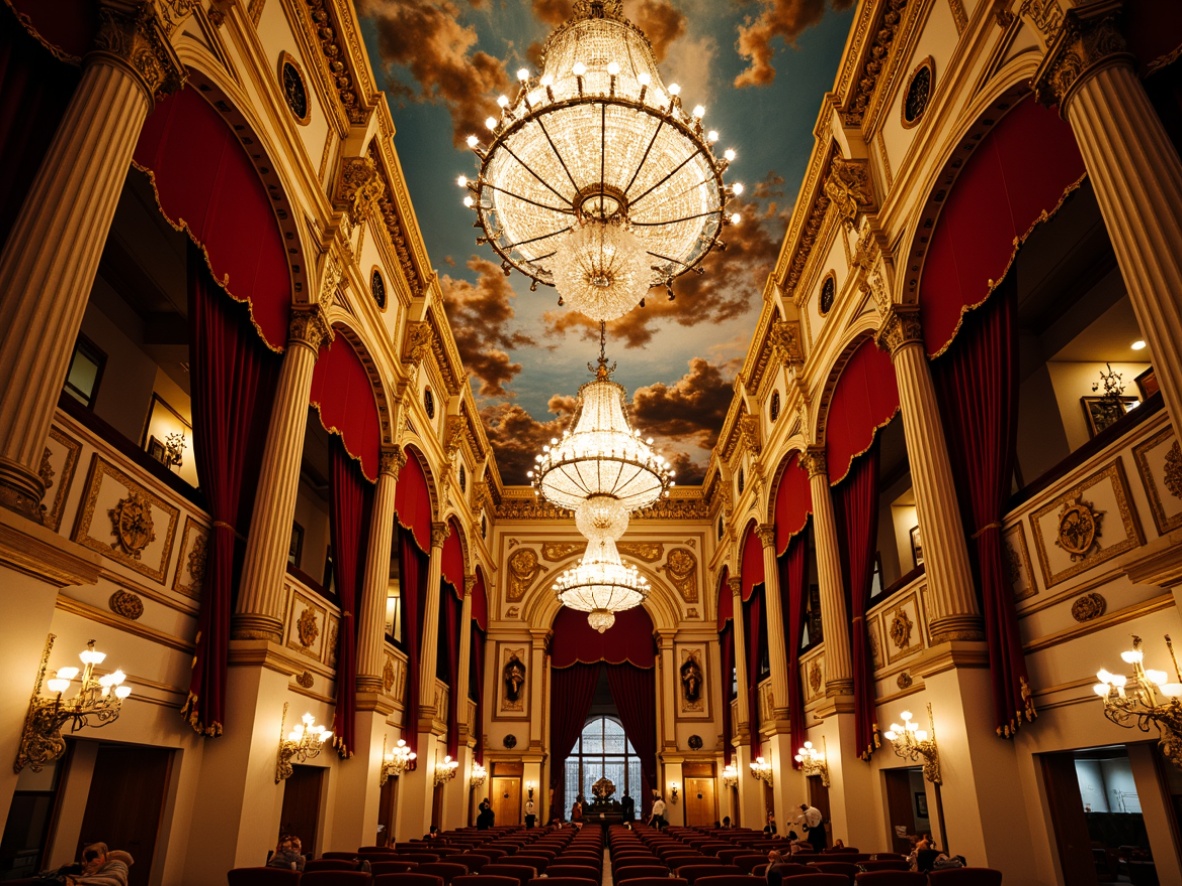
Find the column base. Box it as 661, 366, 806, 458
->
825, 678, 855, 697
929, 614, 984, 642
231, 613, 283, 641
0, 457, 46, 521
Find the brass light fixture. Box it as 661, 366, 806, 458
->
1095, 634, 1182, 768
527, 780, 536, 800
16, 635, 132, 773
883, 704, 941, 784
380, 736, 417, 786
434, 752, 460, 786
471, 762, 488, 788
749, 755, 773, 785
721, 763, 738, 789
275, 702, 332, 783
795, 737, 830, 787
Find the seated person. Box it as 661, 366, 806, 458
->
267, 835, 306, 871
764, 850, 794, 886
63, 843, 134, 886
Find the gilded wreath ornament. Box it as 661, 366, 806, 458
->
1055, 496, 1104, 561
296, 606, 320, 648
108, 492, 156, 559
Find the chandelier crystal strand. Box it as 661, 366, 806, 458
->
460, 0, 741, 316
575, 493, 629, 541
553, 536, 650, 633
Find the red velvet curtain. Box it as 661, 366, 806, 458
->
833, 442, 881, 760
775, 453, 812, 555
440, 585, 461, 757
825, 340, 899, 485
779, 530, 809, 768
329, 435, 374, 757
550, 606, 656, 668
394, 448, 432, 552
740, 522, 765, 600
606, 663, 657, 818
549, 663, 601, 820
183, 242, 280, 735
309, 337, 381, 481
719, 622, 734, 766
743, 588, 766, 753
932, 280, 1033, 736
398, 531, 429, 756
0, 6, 78, 254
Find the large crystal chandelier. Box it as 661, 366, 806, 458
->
458, 0, 742, 320
528, 325, 674, 516
553, 536, 651, 633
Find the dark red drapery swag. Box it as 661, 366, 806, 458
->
549, 663, 601, 820
310, 336, 381, 482
398, 531, 429, 756
775, 452, 812, 555
825, 339, 899, 485
441, 583, 461, 758
394, 448, 432, 552
606, 663, 657, 818
780, 530, 810, 768
549, 606, 656, 668
833, 441, 881, 760
932, 280, 1033, 736
743, 587, 766, 754
740, 522, 765, 600
329, 435, 374, 758
0, 7, 78, 255
183, 243, 280, 735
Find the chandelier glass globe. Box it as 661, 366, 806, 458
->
553, 536, 649, 632
575, 494, 629, 542
551, 217, 649, 321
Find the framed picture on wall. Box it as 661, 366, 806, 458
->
1136, 366, 1159, 401
915, 792, 929, 818
1082, 396, 1140, 437
910, 525, 923, 568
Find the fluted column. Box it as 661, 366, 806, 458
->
0, 2, 185, 518
877, 308, 983, 641
756, 524, 791, 720
1033, 0, 1182, 435
800, 449, 853, 695
234, 308, 332, 640
357, 448, 402, 693
729, 577, 751, 736
456, 577, 475, 732
418, 521, 448, 723
528, 630, 548, 751
657, 630, 677, 749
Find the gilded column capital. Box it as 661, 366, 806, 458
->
800, 448, 828, 479
823, 157, 874, 229
431, 521, 450, 550
379, 446, 404, 479
770, 320, 805, 367
1031, 0, 1131, 108
727, 576, 742, 597
876, 306, 925, 356
288, 305, 333, 352
92, 0, 187, 101
464, 574, 477, 596
756, 523, 776, 548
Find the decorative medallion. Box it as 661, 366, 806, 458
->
423, 387, 435, 419
662, 547, 699, 603
819, 273, 836, 314
187, 533, 208, 588
808, 660, 823, 694
297, 606, 320, 647
686, 607, 699, 618
1165, 441, 1182, 500
770, 390, 781, 423
507, 548, 546, 601
280, 55, 310, 124
897, 672, 913, 690
506, 606, 520, 618
1071, 592, 1107, 623
687, 734, 703, 750
371, 269, 386, 309
1055, 496, 1104, 561
383, 661, 395, 692
296, 671, 315, 689
888, 607, 914, 650
503, 733, 518, 749
108, 590, 144, 620
902, 57, 934, 128
108, 492, 156, 559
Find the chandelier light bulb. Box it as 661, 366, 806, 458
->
573, 61, 587, 76
732, 182, 744, 196
637, 72, 651, 86
693, 104, 705, 118
668, 82, 681, 95
731, 213, 741, 225
497, 94, 510, 108
518, 68, 530, 81
608, 61, 621, 76
551, 217, 649, 321
457, 175, 468, 188
541, 73, 554, 87
485, 116, 497, 130
724, 148, 736, 162
463, 196, 475, 208
466, 134, 479, 148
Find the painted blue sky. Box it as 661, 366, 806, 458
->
356, 0, 855, 484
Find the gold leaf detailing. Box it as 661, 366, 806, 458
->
889, 607, 914, 649
108, 590, 144, 620
108, 492, 156, 559
297, 606, 319, 647
296, 671, 315, 688
1071, 592, 1107, 623
1164, 441, 1182, 500
1055, 496, 1104, 561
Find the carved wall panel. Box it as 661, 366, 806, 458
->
73, 456, 180, 582
506, 547, 547, 602
285, 591, 328, 662
1133, 425, 1182, 535
1004, 523, 1036, 601
43, 426, 81, 531
883, 595, 922, 665
676, 645, 709, 719
172, 517, 209, 598
662, 546, 699, 603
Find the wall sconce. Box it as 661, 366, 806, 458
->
16, 635, 132, 773
471, 762, 488, 788
669, 781, 680, 803
275, 702, 332, 783
1095, 634, 1182, 768
794, 737, 830, 787
527, 781, 536, 801
884, 703, 941, 784
434, 752, 459, 786
380, 736, 417, 786
750, 755, 773, 785
721, 763, 738, 789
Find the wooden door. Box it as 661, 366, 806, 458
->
377, 775, 398, 846
1041, 753, 1100, 885
491, 776, 521, 825
807, 774, 831, 846
77, 743, 172, 886
684, 777, 716, 826
883, 768, 917, 855
279, 765, 324, 860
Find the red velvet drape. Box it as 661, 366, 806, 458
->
329, 435, 374, 758
825, 340, 899, 486
740, 522, 765, 600
743, 588, 766, 754
440, 522, 465, 596
549, 663, 601, 820
833, 442, 881, 760
183, 243, 280, 735
606, 663, 657, 818
394, 449, 432, 552
780, 531, 810, 768
775, 452, 812, 555
0, 6, 78, 254
720, 622, 734, 766
310, 336, 381, 482
932, 280, 1033, 736
398, 531, 429, 756
550, 606, 656, 668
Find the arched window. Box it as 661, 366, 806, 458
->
564, 716, 641, 807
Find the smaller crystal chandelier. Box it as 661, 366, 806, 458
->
551, 216, 650, 321
434, 752, 460, 786
380, 737, 417, 785
1095, 634, 1182, 768
721, 763, 738, 789
750, 755, 773, 785
795, 737, 830, 787
553, 536, 650, 632
16, 635, 132, 772
883, 705, 941, 784
276, 704, 333, 782
471, 762, 488, 788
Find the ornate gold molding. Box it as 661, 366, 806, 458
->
662, 547, 698, 603
379, 446, 404, 480
289, 305, 333, 351
824, 157, 875, 229
336, 156, 384, 224
800, 448, 828, 479
841, 0, 909, 126
770, 320, 805, 367
93, 0, 187, 101
1070, 591, 1106, 622
430, 521, 449, 550
109, 589, 145, 620
1031, 0, 1130, 108
303, 0, 366, 124
876, 306, 924, 356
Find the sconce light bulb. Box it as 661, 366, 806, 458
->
115, 685, 132, 699
884, 730, 898, 740
1122, 649, 1143, 664
47, 678, 70, 694
56, 667, 79, 681
110, 670, 126, 685
900, 710, 913, 721
80, 650, 106, 665
916, 730, 928, 741
1146, 669, 1169, 685
1097, 669, 1114, 684
1093, 682, 1112, 696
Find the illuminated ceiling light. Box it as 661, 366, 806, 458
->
462, 0, 736, 314
1132, 340, 1147, 351
553, 536, 650, 633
